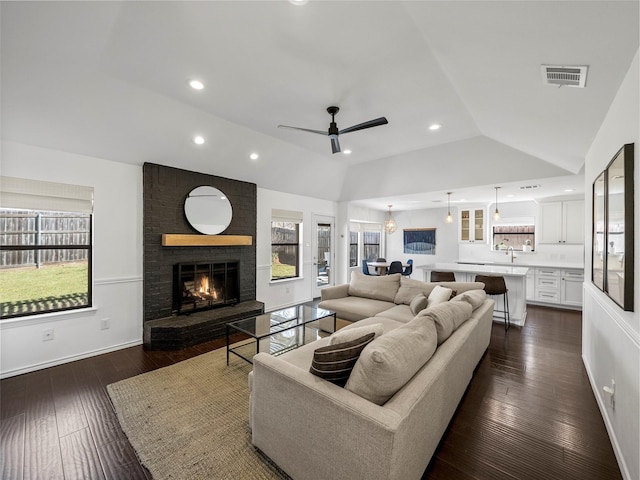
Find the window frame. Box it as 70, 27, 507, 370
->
349, 230, 359, 267
0, 209, 93, 320
270, 220, 302, 281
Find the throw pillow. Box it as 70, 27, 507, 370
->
329, 323, 384, 345
417, 301, 472, 345
345, 317, 438, 405
451, 289, 487, 310
427, 285, 453, 308
409, 293, 428, 315
348, 271, 401, 303
310, 333, 376, 387
394, 276, 430, 305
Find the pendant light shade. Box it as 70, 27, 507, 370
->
384, 205, 397, 233
446, 192, 453, 223
493, 187, 501, 221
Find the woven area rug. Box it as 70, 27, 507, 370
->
107, 348, 289, 480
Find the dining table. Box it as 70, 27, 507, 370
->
366, 261, 409, 276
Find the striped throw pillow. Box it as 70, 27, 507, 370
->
309, 333, 375, 387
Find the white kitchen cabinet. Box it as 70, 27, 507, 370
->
538, 200, 584, 244
560, 269, 584, 306
460, 208, 485, 243
530, 267, 584, 308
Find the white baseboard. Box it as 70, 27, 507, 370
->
0, 340, 143, 379
582, 355, 630, 480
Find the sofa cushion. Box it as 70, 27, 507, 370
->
417, 300, 473, 345
410, 293, 428, 315
349, 271, 401, 303
329, 323, 384, 345
337, 316, 406, 335
374, 304, 415, 323
345, 317, 438, 405
318, 296, 394, 322
310, 333, 376, 387
451, 289, 487, 310
427, 285, 453, 308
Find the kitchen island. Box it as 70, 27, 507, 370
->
418, 263, 529, 326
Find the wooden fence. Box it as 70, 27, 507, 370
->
0, 211, 90, 268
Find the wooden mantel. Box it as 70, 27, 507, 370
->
161, 234, 253, 247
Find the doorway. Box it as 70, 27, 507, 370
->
312, 215, 335, 298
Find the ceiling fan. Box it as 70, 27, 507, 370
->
278, 106, 388, 154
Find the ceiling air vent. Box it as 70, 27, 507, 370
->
541, 65, 588, 88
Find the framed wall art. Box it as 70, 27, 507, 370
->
403, 228, 436, 255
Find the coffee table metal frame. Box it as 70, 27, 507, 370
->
226, 305, 336, 365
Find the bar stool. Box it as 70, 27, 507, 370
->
475, 275, 510, 331
430, 271, 456, 282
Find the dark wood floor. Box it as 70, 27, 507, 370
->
1, 305, 621, 480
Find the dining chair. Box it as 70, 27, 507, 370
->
376, 257, 386, 262
387, 261, 404, 275
402, 259, 413, 277
362, 260, 373, 276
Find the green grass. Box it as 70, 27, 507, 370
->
271, 263, 296, 279
1, 262, 89, 317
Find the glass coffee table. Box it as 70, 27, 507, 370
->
226, 305, 336, 365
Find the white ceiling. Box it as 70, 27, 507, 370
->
1, 1, 638, 211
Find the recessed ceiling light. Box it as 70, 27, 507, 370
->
189, 80, 204, 90
249, 153, 259, 160
507, 194, 515, 198
428, 124, 441, 131
343, 149, 352, 155
193, 136, 205, 145
564, 188, 575, 192
289, 0, 308, 5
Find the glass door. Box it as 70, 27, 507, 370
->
312, 215, 334, 298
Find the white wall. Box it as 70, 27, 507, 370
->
0, 141, 143, 378
583, 50, 639, 480
256, 188, 337, 311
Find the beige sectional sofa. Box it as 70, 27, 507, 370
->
249, 272, 494, 480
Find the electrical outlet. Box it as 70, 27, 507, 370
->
101, 318, 110, 330
43, 328, 54, 341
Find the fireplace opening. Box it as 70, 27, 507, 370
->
173, 261, 239, 315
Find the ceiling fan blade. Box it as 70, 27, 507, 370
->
330, 134, 341, 154
339, 117, 388, 135
278, 125, 328, 135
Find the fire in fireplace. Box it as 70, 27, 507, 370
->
173, 261, 239, 314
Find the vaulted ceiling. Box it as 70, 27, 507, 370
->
2, 1, 638, 209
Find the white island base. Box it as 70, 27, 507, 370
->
418, 263, 529, 327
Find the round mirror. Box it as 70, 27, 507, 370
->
184, 186, 232, 235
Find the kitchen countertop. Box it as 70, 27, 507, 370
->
418, 262, 529, 277
457, 261, 584, 270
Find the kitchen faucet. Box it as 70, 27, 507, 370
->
506, 246, 516, 263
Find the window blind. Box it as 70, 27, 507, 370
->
0, 176, 94, 214
272, 208, 303, 223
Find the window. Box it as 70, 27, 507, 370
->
363, 230, 381, 262
349, 231, 358, 267
0, 177, 93, 319
271, 209, 303, 281
492, 225, 535, 251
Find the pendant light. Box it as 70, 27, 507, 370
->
384, 205, 397, 233
446, 192, 453, 223
493, 187, 501, 221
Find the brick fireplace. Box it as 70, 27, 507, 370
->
142, 163, 263, 350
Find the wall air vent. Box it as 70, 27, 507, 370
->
541, 65, 588, 88
519, 184, 541, 190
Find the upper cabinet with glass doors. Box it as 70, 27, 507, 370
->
459, 208, 485, 243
